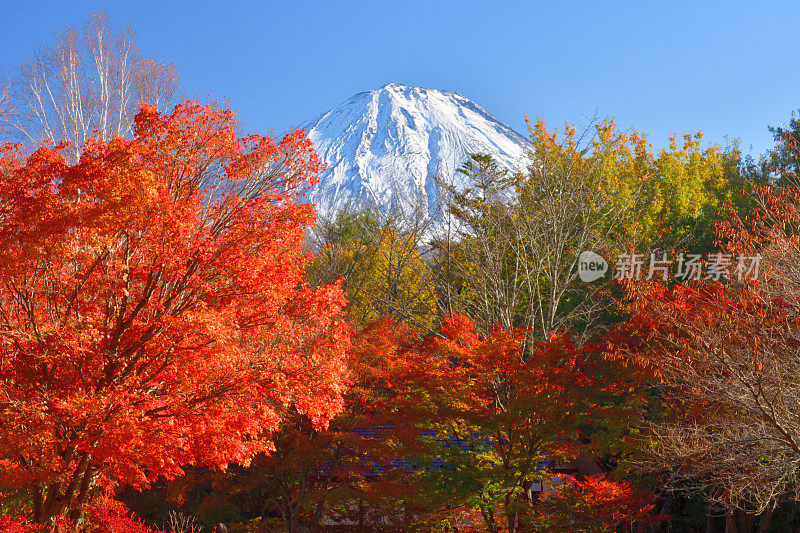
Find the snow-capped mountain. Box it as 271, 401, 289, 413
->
301, 83, 529, 222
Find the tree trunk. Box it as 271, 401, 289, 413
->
280, 501, 300, 533
725, 511, 737, 533
33, 456, 96, 526
308, 499, 325, 533
735, 509, 754, 532
756, 508, 775, 533
506, 510, 518, 533
479, 505, 498, 533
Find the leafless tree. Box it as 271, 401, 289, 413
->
0, 73, 10, 134
167, 510, 203, 533
3, 12, 179, 161
433, 119, 639, 345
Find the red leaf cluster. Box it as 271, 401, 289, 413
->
0, 102, 350, 522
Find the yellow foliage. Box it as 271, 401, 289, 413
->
526, 116, 741, 247
314, 228, 438, 332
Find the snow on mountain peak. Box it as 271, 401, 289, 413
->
301, 84, 529, 221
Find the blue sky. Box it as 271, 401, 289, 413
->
1, 1, 798, 157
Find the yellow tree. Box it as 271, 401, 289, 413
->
309, 210, 439, 332
644, 132, 744, 251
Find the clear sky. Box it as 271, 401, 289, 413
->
1, 1, 798, 157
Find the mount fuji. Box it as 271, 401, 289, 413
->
300, 83, 529, 222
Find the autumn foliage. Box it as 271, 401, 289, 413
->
0, 102, 350, 524
312, 315, 643, 533
5, 85, 778, 530
616, 177, 800, 513
535, 474, 657, 532
0, 495, 166, 533
425, 318, 643, 532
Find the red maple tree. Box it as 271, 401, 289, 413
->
534, 474, 656, 532
0, 102, 351, 524
385, 315, 645, 533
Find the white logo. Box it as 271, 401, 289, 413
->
578, 251, 608, 282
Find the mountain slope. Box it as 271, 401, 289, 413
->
301, 83, 529, 221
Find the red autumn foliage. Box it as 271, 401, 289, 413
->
232, 318, 431, 533
535, 474, 657, 532
0, 495, 167, 533
379, 315, 646, 533
0, 102, 350, 524
84, 497, 164, 533
0, 515, 41, 533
